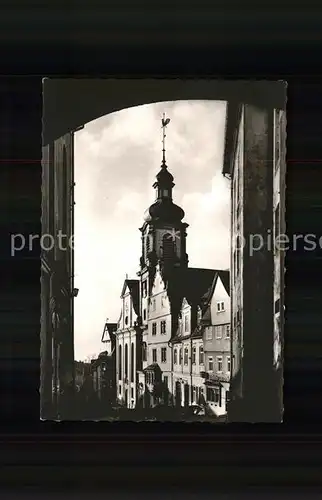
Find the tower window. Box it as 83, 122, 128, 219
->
162, 234, 175, 260
145, 235, 151, 260
162, 189, 169, 197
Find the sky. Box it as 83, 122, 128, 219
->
74, 100, 230, 361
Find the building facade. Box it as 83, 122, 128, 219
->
115, 279, 142, 408
223, 102, 285, 422
172, 268, 216, 408
41, 132, 76, 419
91, 349, 116, 406
202, 271, 230, 416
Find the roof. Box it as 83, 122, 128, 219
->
218, 270, 230, 296
199, 270, 230, 326
204, 270, 230, 306
171, 268, 218, 341
120, 279, 140, 316
143, 363, 161, 373
101, 322, 117, 343
182, 268, 218, 308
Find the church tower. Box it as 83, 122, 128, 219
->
138, 114, 189, 328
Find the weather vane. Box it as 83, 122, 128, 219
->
161, 113, 170, 165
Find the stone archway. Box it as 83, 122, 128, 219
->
43, 79, 286, 146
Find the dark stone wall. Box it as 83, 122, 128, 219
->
242, 105, 279, 421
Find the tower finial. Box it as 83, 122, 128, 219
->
161, 113, 170, 166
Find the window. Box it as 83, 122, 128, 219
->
208, 356, 214, 371
217, 356, 223, 373
184, 347, 189, 365
179, 347, 183, 364
216, 325, 223, 339
164, 375, 168, 387
217, 301, 224, 312
152, 348, 157, 363
163, 189, 169, 197
162, 234, 176, 259
160, 320, 166, 334
119, 385, 122, 395
142, 342, 147, 362
124, 344, 128, 378
143, 309, 146, 321
145, 235, 151, 260
161, 347, 167, 363
131, 387, 134, 399
225, 390, 230, 406
125, 316, 128, 326
130, 342, 134, 381
227, 356, 231, 373
152, 322, 157, 336
199, 345, 204, 365
192, 346, 196, 365
118, 345, 122, 380
174, 348, 177, 365
206, 328, 213, 341
207, 387, 220, 404
225, 325, 230, 339
184, 314, 189, 332
142, 280, 147, 298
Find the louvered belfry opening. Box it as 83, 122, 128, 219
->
162, 234, 176, 262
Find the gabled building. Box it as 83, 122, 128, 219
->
171, 268, 217, 407
202, 270, 230, 416
91, 349, 116, 406
143, 264, 173, 407
91, 321, 118, 406
115, 279, 142, 408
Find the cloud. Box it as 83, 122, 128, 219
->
74, 99, 229, 360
